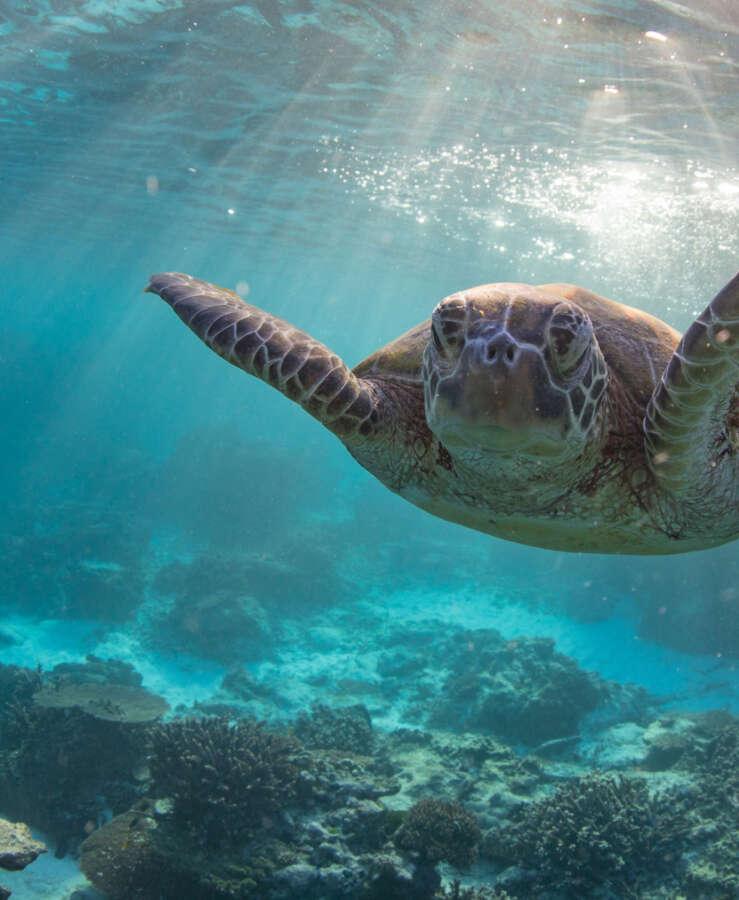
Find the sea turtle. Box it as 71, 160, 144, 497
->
146, 271, 739, 555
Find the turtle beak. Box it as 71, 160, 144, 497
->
428, 336, 568, 452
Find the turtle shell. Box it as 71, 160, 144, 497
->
353, 319, 429, 382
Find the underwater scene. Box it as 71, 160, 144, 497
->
1, 0, 738, 898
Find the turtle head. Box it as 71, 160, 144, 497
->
423, 284, 608, 460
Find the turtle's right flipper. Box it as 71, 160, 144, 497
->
146, 272, 378, 440
644, 271, 739, 508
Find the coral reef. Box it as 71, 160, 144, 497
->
434, 884, 511, 900
678, 715, 739, 799
31, 655, 168, 723
34, 682, 169, 723
426, 630, 606, 745
81, 724, 406, 900
1, 567, 735, 900
662, 714, 739, 898
79, 801, 293, 900
50, 654, 144, 687
192, 664, 289, 720
192, 665, 285, 720
383, 729, 547, 829
78, 800, 274, 900
0, 661, 154, 857
394, 798, 481, 868
0, 665, 43, 746
684, 829, 739, 899
294, 703, 376, 755
44, 698, 739, 899
485, 772, 686, 896
147, 717, 302, 843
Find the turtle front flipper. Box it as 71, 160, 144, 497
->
146, 272, 379, 441
644, 271, 739, 515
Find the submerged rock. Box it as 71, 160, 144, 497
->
151, 557, 274, 662
194, 665, 285, 720
49, 655, 143, 688
383, 730, 550, 830
0, 818, 46, 871
78, 804, 163, 899
578, 721, 650, 769
642, 716, 700, 771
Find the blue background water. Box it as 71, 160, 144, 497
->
0, 1, 738, 895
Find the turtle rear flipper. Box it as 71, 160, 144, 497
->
645, 271, 739, 515
146, 272, 379, 441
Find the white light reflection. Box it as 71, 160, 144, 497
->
322, 139, 739, 317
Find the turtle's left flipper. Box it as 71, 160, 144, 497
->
645, 271, 739, 508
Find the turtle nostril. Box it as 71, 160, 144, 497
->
485, 335, 518, 365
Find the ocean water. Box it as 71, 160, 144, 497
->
1, 1, 738, 898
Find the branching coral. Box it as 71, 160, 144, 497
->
0, 665, 42, 747
147, 717, 301, 844
486, 773, 686, 896
675, 717, 739, 896
394, 798, 482, 868
684, 720, 739, 814
434, 883, 511, 899
294, 703, 375, 755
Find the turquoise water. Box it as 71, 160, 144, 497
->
1, 2, 738, 898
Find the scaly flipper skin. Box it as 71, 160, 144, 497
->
145, 272, 380, 441
644, 271, 739, 517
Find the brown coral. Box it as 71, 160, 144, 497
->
33, 682, 169, 723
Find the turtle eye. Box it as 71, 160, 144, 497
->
431, 322, 444, 355
548, 303, 593, 379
